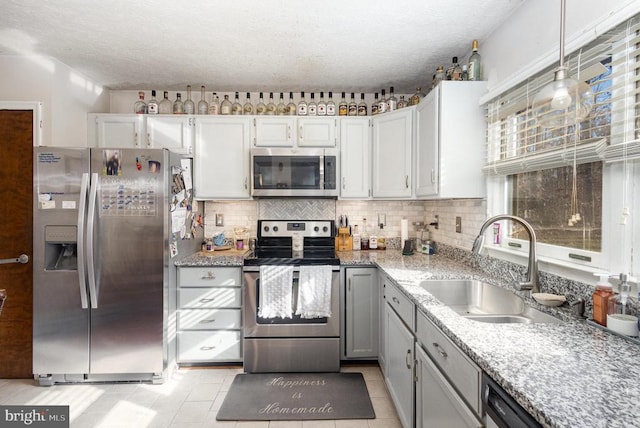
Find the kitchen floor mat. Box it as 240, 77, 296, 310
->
216, 372, 375, 420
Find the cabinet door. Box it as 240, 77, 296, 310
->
298, 117, 337, 147
345, 268, 379, 358
146, 115, 193, 154
415, 88, 439, 197
385, 302, 415, 428
254, 117, 295, 147
378, 273, 387, 375
194, 117, 251, 199
416, 346, 482, 428
92, 114, 144, 148
372, 109, 413, 198
339, 118, 371, 198
415, 81, 487, 199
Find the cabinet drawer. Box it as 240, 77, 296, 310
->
178, 308, 242, 330
416, 310, 481, 414
178, 331, 242, 362
178, 288, 241, 308
386, 281, 415, 330
178, 267, 241, 287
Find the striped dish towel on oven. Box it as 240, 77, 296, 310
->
258, 265, 294, 319
296, 265, 333, 319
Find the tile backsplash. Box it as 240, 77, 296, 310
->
203, 198, 487, 251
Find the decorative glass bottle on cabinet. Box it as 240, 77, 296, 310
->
147, 90, 159, 114
172, 93, 184, 114
183, 85, 195, 114
243, 92, 254, 115
134, 91, 147, 114
197, 86, 209, 115
287, 92, 297, 115
159, 91, 172, 114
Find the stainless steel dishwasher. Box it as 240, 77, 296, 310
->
483, 374, 542, 428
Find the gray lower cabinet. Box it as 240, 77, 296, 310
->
344, 267, 379, 359
415, 309, 482, 427
416, 346, 482, 428
384, 281, 415, 428
176, 266, 243, 363
378, 271, 388, 375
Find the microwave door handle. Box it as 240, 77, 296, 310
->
319, 155, 325, 190
86, 172, 99, 309
77, 172, 90, 309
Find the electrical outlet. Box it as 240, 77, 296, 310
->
215, 213, 224, 227
456, 216, 462, 233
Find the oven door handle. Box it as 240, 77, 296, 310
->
242, 265, 340, 272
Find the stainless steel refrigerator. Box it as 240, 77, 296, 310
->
33, 147, 200, 385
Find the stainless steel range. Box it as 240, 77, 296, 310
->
243, 220, 340, 373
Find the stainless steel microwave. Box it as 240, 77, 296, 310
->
251, 148, 338, 197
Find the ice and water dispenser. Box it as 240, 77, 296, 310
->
44, 225, 77, 271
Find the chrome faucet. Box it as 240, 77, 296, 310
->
472, 215, 539, 294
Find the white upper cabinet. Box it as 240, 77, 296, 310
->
253, 117, 296, 147
339, 117, 371, 199
145, 115, 193, 155
88, 114, 193, 154
372, 108, 414, 198
297, 117, 337, 147
89, 114, 144, 148
415, 81, 487, 199
194, 117, 252, 199
252, 116, 336, 148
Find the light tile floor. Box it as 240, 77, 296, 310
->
0, 365, 401, 428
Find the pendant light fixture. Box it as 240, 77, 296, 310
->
532, 0, 594, 129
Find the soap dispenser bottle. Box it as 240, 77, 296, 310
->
607, 274, 639, 336
593, 273, 614, 326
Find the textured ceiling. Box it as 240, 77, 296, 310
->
0, 0, 525, 93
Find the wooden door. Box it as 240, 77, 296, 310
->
0, 110, 34, 378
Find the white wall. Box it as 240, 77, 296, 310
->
482, 0, 640, 100
0, 55, 109, 147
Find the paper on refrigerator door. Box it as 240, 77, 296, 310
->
181, 159, 193, 190
172, 206, 187, 234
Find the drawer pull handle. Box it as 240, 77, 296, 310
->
405, 349, 412, 369
199, 298, 215, 303
432, 342, 448, 359
201, 272, 216, 279
392, 297, 400, 305
200, 346, 216, 351
200, 319, 217, 323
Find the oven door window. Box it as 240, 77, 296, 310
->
255, 276, 328, 324
253, 156, 321, 190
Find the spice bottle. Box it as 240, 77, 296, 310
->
360, 219, 370, 250
352, 225, 361, 251
592, 273, 613, 326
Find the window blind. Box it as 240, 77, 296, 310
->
484, 13, 640, 175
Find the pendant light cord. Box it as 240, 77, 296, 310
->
558, 0, 566, 69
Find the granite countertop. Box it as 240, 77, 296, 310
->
174, 249, 250, 267
366, 251, 639, 428
176, 248, 639, 427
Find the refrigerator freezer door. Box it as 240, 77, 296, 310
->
88, 148, 167, 374
33, 148, 91, 375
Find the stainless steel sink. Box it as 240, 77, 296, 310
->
419, 280, 562, 324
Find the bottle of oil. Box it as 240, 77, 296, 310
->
360, 219, 370, 250
592, 273, 613, 326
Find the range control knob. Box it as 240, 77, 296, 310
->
273, 226, 279, 232
323, 226, 329, 232
263, 226, 270, 233
314, 226, 320, 232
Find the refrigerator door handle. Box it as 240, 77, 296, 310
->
77, 172, 90, 309
86, 172, 99, 309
